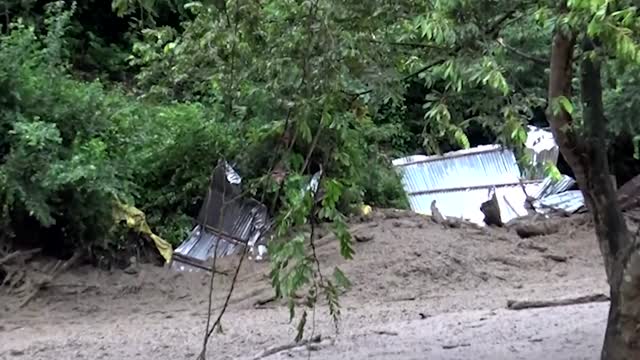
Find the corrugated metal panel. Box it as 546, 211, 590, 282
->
527, 175, 584, 214
409, 182, 543, 225
392, 129, 586, 225
392, 154, 429, 166
172, 161, 271, 271
534, 190, 585, 214
174, 225, 242, 260
524, 126, 559, 171
396, 145, 522, 194
530, 175, 576, 199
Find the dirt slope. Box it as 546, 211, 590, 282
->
0, 209, 610, 359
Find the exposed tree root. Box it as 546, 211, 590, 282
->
19, 251, 82, 308
0, 248, 42, 266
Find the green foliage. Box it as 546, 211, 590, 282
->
0, 9, 130, 246
544, 162, 563, 182
0, 6, 242, 250
604, 64, 640, 147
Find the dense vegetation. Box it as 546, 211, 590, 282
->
2, 0, 638, 250
2, 1, 640, 358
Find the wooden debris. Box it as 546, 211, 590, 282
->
442, 343, 471, 350
388, 295, 416, 302
507, 293, 609, 310
0, 248, 42, 266
5, 269, 26, 289
252, 335, 323, 360
430, 201, 466, 228
373, 330, 399, 336
514, 221, 560, 238
480, 192, 503, 227
519, 242, 548, 253
430, 200, 446, 224
543, 254, 568, 262
20, 251, 82, 308
445, 217, 463, 228
254, 296, 277, 308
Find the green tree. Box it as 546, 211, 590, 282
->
403, 0, 639, 358
544, 1, 639, 358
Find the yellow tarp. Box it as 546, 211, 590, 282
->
359, 204, 372, 216
113, 201, 173, 263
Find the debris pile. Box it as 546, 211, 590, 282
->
170, 161, 323, 272
170, 161, 271, 273
392, 126, 586, 226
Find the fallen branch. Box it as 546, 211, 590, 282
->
252, 335, 322, 360
507, 293, 609, 310
0, 248, 42, 266
254, 296, 277, 308
442, 342, 471, 349
19, 251, 82, 308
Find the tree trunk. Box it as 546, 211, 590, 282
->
546, 4, 639, 359
579, 38, 639, 360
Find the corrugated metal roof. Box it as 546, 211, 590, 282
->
530, 175, 576, 199
391, 154, 429, 166
393, 144, 546, 225
395, 145, 522, 195
392, 127, 586, 225
174, 225, 242, 260
533, 190, 585, 214
171, 161, 271, 272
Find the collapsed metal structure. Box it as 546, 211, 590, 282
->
170, 161, 271, 272
392, 127, 585, 225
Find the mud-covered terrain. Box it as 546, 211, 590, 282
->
0, 210, 615, 359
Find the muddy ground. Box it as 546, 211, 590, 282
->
0, 210, 620, 359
